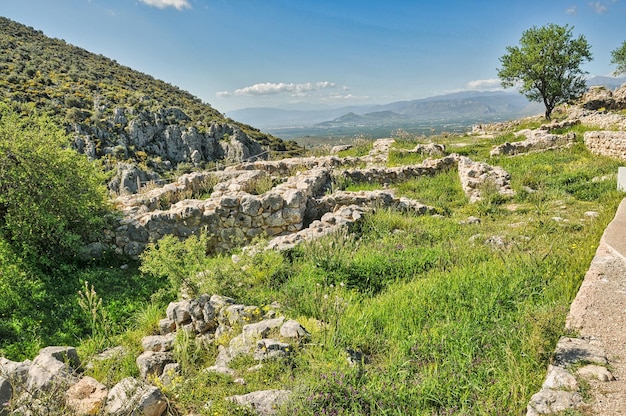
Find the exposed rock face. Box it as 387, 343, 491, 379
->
72, 107, 269, 194
582, 86, 615, 110
584, 130, 626, 161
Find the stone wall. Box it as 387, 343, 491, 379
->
93, 139, 515, 259
584, 131, 626, 161
112, 168, 331, 256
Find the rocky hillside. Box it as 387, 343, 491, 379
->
0, 17, 302, 193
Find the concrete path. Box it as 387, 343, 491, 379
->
565, 198, 626, 415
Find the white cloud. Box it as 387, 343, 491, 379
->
138, 0, 191, 10
216, 91, 232, 98
466, 78, 502, 90
566, 5, 577, 15
589, 1, 608, 13
231, 81, 337, 97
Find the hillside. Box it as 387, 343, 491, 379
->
0, 17, 302, 193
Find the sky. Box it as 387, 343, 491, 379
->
1, 0, 625, 113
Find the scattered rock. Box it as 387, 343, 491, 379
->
526, 389, 583, 416
105, 377, 167, 416
65, 376, 108, 415
554, 337, 608, 367
227, 389, 291, 416
576, 364, 615, 382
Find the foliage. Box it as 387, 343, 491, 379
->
611, 40, 626, 76
0, 103, 110, 263
498, 24, 592, 120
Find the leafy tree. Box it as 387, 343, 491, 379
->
497, 24, 592, 120
0, 103, 110, 264
611, 41, 626, 76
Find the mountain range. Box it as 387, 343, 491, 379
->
228, 78, 626, 139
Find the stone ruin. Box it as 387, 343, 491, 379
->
85, 138, 517, 259
0, 294, 308, 416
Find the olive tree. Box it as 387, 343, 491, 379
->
498, 24, 592, 120
611, 41, 626, 76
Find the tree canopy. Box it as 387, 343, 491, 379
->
611, 41, 626, 76
497, 24, 592, 120
0, 103, 110, 264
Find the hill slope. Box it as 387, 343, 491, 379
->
0, 17, 302, 193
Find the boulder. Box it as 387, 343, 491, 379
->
0, 358, 31, 385
26, 347, 80, 393
0, 376, 11, 415
228, 389, 291, 416
105, 377, 167, 416
136, 351, 175, 380
65, 376, 108, 415
279, 320, 310, 341
141, 334, 176, 353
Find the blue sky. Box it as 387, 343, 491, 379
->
1, 0, 625, 112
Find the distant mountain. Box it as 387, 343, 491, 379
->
229, 91, 543, 135
586, 75, 626, 90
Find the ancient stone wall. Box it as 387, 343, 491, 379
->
584, 131, 626, 161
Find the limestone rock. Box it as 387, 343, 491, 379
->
279, 320, 310, 341
0, 358, 31, 385
554, 337, 608, 367
542, 365, 578, 391
65, 376, 108, 415
242, 317, 285, 341
136, 351, 175, 380
26, 347, 80, 393
141, 334, 176, 352
228, 389, 291, 416
576, 364, 615, 382
584, 130, 626, 161
0, 376, 11, 415
526, 389, 582, 416
105, 377, 167, 416
254, 339, 291, 361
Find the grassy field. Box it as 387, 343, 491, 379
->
3, 122, 623, 415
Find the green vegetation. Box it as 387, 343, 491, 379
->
1, 15, 624, 416
498, 24, 592, 120
611, 40, 626, 75
0, 104, 167, 359
132, 129, 620, 414
0, 101, 622, 413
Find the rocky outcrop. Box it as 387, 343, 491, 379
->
584, 130, 626, 161
72, 107, 270, 194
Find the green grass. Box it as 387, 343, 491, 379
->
2, 125, 623, 415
